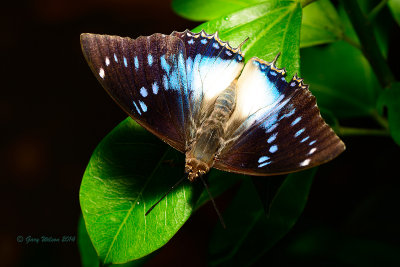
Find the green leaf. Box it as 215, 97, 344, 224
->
301, 4, 384, 119
300, 0, 344, 48
192, 0, 302, 79
301, 40, 380, 119
378, 83, 400, 145
208, 168, 317, 267
78, 215, 149, 267
172, 0, 264, 21
389, 0, 400, 27
78, 216, 100, 267
173, 0, 343, 49
80, 118, 203, 264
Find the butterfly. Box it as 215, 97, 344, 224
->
80, 30, 345, 219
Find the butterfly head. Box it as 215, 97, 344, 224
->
185, 158, 210, 182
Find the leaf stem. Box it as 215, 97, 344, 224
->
300, 0, 318, 8
338, 126, 390, 137
340, 0, 395, 88
368, 0, 389, 21
341, 33, 362, 50
371, 110, 389, 130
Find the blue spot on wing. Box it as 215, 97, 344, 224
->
295, 128, 305, 137
148, 54, 153, 66
258, 156, 270, 163
269, 145, 278, 153
139, 100, 147, 112
124, 56, 128, 67
134, 56, 139, 69
152, 82, 158, 94
160, 55, 171, 73
132, 101, 141, 115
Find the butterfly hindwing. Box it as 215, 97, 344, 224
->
80, 33, 189, 152
215, 57, 345, 176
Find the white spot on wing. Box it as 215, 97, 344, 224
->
105, 57, 110, 66
258, 156, 270, 163
213, 43, 219, 49
300, 159, 310, 166
140, 87, 148, 97
258, 161, 271, 168
152, 82, 158, 94
269, 145, 278, 153
139, 100, 147, 112
99, 68, 105, 79
267, 133, 277, 143
309, 148, 317, 155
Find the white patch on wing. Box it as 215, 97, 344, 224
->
309, 148, 317, 155
231, 58, 281, 123
187, 53, 243, 108
300, 159, 310, 166
99, 68, 105, 79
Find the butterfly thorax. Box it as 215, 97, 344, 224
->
185, 80, 237, 182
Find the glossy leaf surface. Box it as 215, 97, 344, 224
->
192, 0, 302, 79
80, 118, 200, 264
172, 0, 264, 21
300, 0, 343, 48
78, 216, 149, 267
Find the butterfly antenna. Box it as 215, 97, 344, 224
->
237, 37, 249, 50
199, 175, 226, 229
145, 174, 187, 216
272, 52, 281, 65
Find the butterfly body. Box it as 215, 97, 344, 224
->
185, 79, 238, 181
81, 30, 345, 181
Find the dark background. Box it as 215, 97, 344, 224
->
2, 0, 399, 266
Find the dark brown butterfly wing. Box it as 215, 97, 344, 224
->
81, 33, 188, 152
215, 57, 345, 176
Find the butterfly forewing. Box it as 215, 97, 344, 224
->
215, 57, 345, 176
81, 33, 189, 152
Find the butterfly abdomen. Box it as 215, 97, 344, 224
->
185, 80, 237, 181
